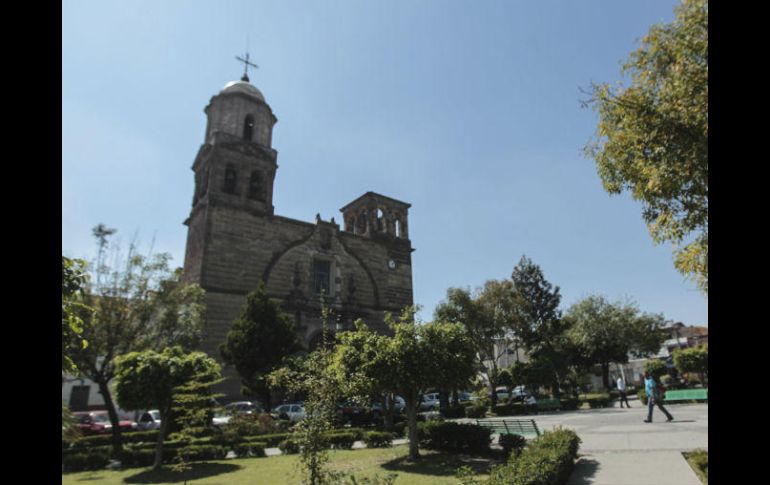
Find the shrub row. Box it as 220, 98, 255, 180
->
494, 403, 532, 416
418, 422, 491, 454
363, 431, 394, 448
483, 428, 581, 485
580, 393, 612, 408
232, 442, 267, 458
391, 421, 408, 438
62, 448, 111, 472
63, 443, 232, 473
327, 432, 358, 450
441, 405, 467, 419
464, 403, 487, 419
69, 430, 161, 449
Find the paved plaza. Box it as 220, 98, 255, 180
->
529, 401, 708, 484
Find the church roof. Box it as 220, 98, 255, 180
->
339, 192, 411, 212
220, 80, 265, 102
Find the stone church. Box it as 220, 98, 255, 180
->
181, 74, 415, 397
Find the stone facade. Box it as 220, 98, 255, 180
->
182, 79, 414, 397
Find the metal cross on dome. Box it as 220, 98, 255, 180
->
235, 52, 258, 82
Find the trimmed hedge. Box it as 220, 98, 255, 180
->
363, 431, 394, 448
483, 428, 581, 485
62, 448, 111, 472
559, 398, 580, 411
278, 439, 300, 454
465, 403, 487, 419
419, 422, 491, 454
69, 430, 160, 449
494, 403, 530, 416
498, 434, 527, 457
327, 432, 357, 450
391, 421, 407, 438
233, 442, 267, 458
580, 393, 612, 409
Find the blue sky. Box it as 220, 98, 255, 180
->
62, 0, 707, 326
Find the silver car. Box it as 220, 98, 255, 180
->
137, 410, 161, 431
273, 403, 305, 422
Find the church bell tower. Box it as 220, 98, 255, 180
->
182, 65, 278, 299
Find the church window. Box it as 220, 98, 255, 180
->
243, 115, 255, 141
395, 219, 402, 238
313, 259, 331, 296
248, 171, 263, 200
356, 211, 368, 235
224, 165, 237, 194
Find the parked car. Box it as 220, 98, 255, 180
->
74, 411, 138, 435
419, 393, 440, 411
371, 395, 406, 415
455, 391, 480, 404
272, 403, 305, 422
511, 385, 532, 400
137, 410, 162, 431
337, 400, 373, 424
211, 410, 232, 428
224, 401, 263, 415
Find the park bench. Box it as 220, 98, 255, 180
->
664, 388, 708, 403
475, 418, 541, 437
536, 399, 561, 412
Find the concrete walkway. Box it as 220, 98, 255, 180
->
257, 403, 707, 484
525, 402, 707, 485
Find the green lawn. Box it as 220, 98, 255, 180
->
62, 444, 499, 485
683, 449, 708, 485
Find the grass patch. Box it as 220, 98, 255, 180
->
62, 444, 499, 485
683, 449, 708, 484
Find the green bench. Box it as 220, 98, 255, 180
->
664, 388, 708, 403
475, 418, 541, 437
536, 399, 561, 412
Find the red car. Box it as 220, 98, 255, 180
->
73, 411, 138, 435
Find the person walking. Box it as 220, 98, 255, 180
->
643, 372, 673, 423
616, 375, 631, 408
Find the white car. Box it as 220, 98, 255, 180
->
137, 410, 161, 431
420, 393, 440, 411
273, 403, 305, 422
511, 385, 532, 400
212, 410, 232, 427
224, 401, 263, 415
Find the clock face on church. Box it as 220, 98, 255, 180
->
388, 259, 396, 269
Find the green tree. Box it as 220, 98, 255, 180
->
114, 346, 221, 471
584, 0, 708, 293
66, 226, 205, 455
421, 320, 478, 412
219, 282, 303, 409
267, 305, 342, 485
509, 256, 570, 397
644, 359, 668, 380
169, 368, 224, 477
567, 295, 667, 390
672, 344, 708, 384
434, 281, 514, 408
333, 310, 476, 461
62, 256, 91, 373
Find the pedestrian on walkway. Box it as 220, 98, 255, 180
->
616, 375, 631, 408
643, 372, 673, 423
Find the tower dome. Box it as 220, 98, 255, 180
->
220, 80, 265, 102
